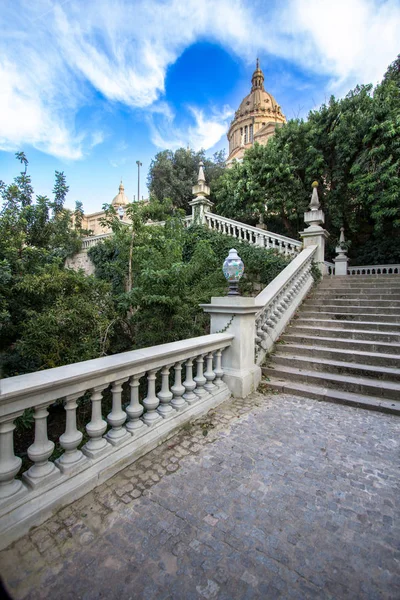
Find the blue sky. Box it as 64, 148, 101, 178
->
0, 0, 399, 214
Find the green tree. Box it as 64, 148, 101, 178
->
0, 154, 116, 377
147, 148, 225, 212
214, 56, 400, 262
52, 170, 69, 216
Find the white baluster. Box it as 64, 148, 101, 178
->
182, 358, 197, 404
266, 237, 270, 249
57, 393, 87, 472
194, 354, 209, 399
213, 349, 225, 388
0, 414, 24, 499
126, 372, 146, 433
204, 352, 217, 393
143, 369, 161, 425
83, 385, 110, 458
24, 403, 59, 487
157, 365, 174, 417
171, 361, 187, 410
106, 378, 130, 445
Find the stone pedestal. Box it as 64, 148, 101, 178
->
300, 184, 329, 275
200, 297, 262, 398
334, 227, 349, 276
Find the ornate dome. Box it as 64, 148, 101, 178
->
226, 59, 286, 164
235, 61, 285, 122
112, 181, 129, 207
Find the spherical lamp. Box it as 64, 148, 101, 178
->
223, 249, 244, 296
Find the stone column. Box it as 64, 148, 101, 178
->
300, 182, 329, 275
200, 297, 262, 398
334, 227, 349, 276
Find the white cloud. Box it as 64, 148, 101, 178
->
1, 0, 398, 159
279, 0, 400, 91
148, 104, 234, 151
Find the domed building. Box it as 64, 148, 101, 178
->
226, 60, 286, 165
77, 181, 131, 236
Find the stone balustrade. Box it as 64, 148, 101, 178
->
0, 333, 233, 549
81, 233, 113, 249
204, 213, 301, 256
348, 264, 400, 276
254, 245, 317, 364
324, 261, 335, 275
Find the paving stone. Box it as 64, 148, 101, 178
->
1, 392, 399, 599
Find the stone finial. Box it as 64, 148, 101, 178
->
309, 181, 320, 211
334, 227, 349, 276
190, 161, 213, 223
197, 161, 206, 184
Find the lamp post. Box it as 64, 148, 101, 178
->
136, 160, 142, 203
223, 249, 244, 296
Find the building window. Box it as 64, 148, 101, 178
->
244, 125, 248, 143
250, 124, 253, 143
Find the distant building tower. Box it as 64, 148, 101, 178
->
226, 59, 286, 165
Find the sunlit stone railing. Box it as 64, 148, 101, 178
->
348, 264, 400, 276
0, 333, 233, 549
254, 245, 317, 364
204, 213, 302, 256
81, 233, 113, 249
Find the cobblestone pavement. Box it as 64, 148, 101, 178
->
1, 391, 399, 600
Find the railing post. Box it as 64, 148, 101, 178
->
334, 227, 349, 276
57, 393, 88, 472
300, 182, 329, 275
106, 378, 130, 445
189, 162, 213, 224
200, 297, 262, 398
83, 385, 110, 458
0, 414, 24, 500
24, 403, 60, 487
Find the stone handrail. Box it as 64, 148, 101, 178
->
81, 233, 113, 249
204, 213, 302, 256
348, 264, 400, 276
0, 333, 233, 549
254, 245, 318, 364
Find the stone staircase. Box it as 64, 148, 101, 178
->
263, 275, 400, 414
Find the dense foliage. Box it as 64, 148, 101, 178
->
147, 147, 226, 213
214, 56, 400, 263
1, 155, 288, 377
0, 154, 117, 376
89, 210, 289, 352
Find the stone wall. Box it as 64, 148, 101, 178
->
65, 250, 95, 275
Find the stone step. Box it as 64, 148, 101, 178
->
318, 275, 400, 288
312, 292, 400, 300
282, 333, 400, 355
263, 377, 400, 416
262, 365, 400, 399
270, 354, 400, 382
320, 275, 400, 283
301, 304, 400, 315
304, 298, 400, 308
318, 285, 400, 293
299, 311, 400, 323
292, 318, 400, 334
277, 343, 400, 368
